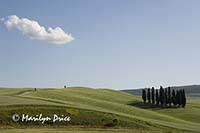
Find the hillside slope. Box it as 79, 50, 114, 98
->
0, 87, 200, 132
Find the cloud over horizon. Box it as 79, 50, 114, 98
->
4, 15, 74, 44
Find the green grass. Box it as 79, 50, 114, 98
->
0, 127, 185, 133
1, 128, 194, 133
0, 87, 200, 132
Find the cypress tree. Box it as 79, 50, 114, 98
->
142, 89, 146, 103
160, 86, 164, 106
164, 88, 168, 106
151, 87, 155, 104
175, 90, 179, 106
156, 89, 159, 105
147, 88, 151, 103
142, 89, 144, 102
172, 89, 176, 106
168, 87, 171, 106
179, 90, 183, 106
176, 90, 181, 106
182, 89, 186, 108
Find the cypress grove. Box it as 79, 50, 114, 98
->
142, 86, 186, 108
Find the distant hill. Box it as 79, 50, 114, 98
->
122, 85, 200, 97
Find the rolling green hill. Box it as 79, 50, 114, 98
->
0, 87, 200, 132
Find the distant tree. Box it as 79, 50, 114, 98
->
164, 88, 168, 105
64, 85, 67, 88
179, 90, 183, 106
175, 90, 179, 106
142, 89, 146, 103
34, 88, 36, 91
182, 89, 186, 108
151, 87, 155, 104
172, 89, 176, 106
159, 86, 164, 106
156, 89, 159, 105
147, 88, 151, 103
168, 87, 171, 106
176, 90, 182, 106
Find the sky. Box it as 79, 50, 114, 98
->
1, 0, 200, 90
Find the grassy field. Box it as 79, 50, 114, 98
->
0, 87, 200, 132
0, 128, 182, 133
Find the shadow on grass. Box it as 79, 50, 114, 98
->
128, 101, 180, 110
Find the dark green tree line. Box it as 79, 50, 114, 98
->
142, 86, 186, 108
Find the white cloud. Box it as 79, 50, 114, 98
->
5, 15, 74, 44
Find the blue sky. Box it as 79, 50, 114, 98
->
0, 0, 200, 89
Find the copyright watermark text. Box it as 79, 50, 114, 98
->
12, 113, 70, 124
